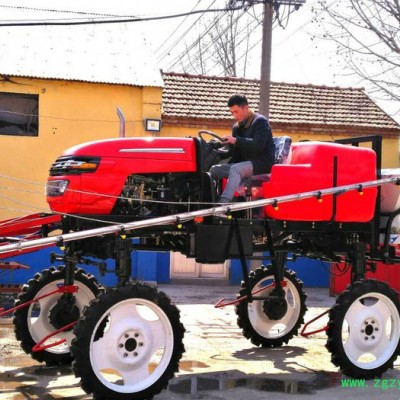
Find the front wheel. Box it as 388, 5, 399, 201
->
326, 279, 400, 378
14, 266, 103, 365
235, 266, 307, 347
72, 282, 185, 400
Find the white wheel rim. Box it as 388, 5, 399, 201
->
89, 298, 174, 394
248, 275, 301, 339
28, 279, 96, 354
341, 292, 400, 369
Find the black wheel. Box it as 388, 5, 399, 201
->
236, 265, 307, 347
326, 279, 400, 378
13, 266, 104, 365
71, 282, 185, 400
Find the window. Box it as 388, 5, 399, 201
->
0, 92, 39, 136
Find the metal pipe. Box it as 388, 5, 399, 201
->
117, 107, 125, 137
0, 177, 397, 255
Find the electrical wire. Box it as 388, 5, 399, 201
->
155, 0, 206, 58
320, 259, 351, 277
0, 181, 228, 228
0, 4, 122, 18
165, 0, 304, 75
163, 8, 228, 70
162, 2, 264, 71
0, 174, 46, 188
0, 174, 228, 206
169, 0, 304, 76
184, 8, 258, 73
0, 4, 256, 27
0, 190, 122, 225
157, 3, 220, 64
0, 212, 46, 228
172, 9, 247, 73
0, 108, 143, 123
202, 10, 264, 75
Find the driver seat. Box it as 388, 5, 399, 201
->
240, 136, 292, 188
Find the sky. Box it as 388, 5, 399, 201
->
0, 0, 397, 121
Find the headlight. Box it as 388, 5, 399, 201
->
46, 180, 69, 197
50, 156, 100, 176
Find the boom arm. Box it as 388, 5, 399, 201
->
0, 177, 397, 255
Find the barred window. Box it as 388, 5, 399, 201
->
0, 92, 39, 136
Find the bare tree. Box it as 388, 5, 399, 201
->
208, 11, 240, 76
168, 1, 302, 78
175, 9, 257, 77
313, 0, 400, 101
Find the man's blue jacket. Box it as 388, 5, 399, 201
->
230, 112, 275, 175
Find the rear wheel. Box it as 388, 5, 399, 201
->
326, 279, 400, 378
14, 266, 103, 365
236, 266, 307, 347
72, 282, 185, 400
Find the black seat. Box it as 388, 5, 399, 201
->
241, 136, 292, 187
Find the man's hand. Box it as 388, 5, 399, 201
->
222, 135, 236, 145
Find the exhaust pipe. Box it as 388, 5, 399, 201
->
117, 107, 125, 137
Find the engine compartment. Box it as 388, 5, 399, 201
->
111, 172, 202, 217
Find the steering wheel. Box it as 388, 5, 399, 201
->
198, 130, 231, 158
198, 130, 225, 142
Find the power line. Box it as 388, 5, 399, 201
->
0, 4, 120, 18
169, 5, 263, 75
164, 2, 266, 72
155, 0, 203, 55
185, 8, 263, 75
0, 108, 143, 123
163, 9, 229, 70
0, 3, 261, 27
204, 16, 265, 75
169, 10, 243, 72
157, 0, 218, 62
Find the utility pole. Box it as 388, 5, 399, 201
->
259, 1, 273, 116
258, 0, 305, 117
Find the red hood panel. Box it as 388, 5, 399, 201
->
62, 137, 197, 163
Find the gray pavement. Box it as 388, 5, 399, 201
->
0, 284, 399, 400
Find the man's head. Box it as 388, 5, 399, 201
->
228, 94, 250, 122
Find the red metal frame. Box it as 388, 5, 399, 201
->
0, 284, 79, 318
0, 213, 61, 237
0, 262, 30, 281
215, 281, 287, 308
300, 309, 330, 337
32, 321, 77, 352
0, 262, 29, 270
0, 284, 79, 352
0, 213, 61, 259
215, 281, 330, 339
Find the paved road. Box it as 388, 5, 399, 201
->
0, 285, 399, 400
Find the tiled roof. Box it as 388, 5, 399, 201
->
162, 72, 400, 134
0, 10, 163, 87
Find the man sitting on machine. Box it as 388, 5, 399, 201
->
210, 94, 275, 203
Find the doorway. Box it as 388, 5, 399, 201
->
170, 252, 228, 279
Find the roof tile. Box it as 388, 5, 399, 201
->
162, 72, 400, 133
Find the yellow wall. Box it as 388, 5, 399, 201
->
160, 125, 400, 169
0, 77, 162, 219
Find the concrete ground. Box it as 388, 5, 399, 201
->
0, 284, 400, 400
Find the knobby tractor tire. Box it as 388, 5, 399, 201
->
71, 282, 185, 400
235, 265, 307, 347
13, 266, 104, 365
326, 279, 400, 379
